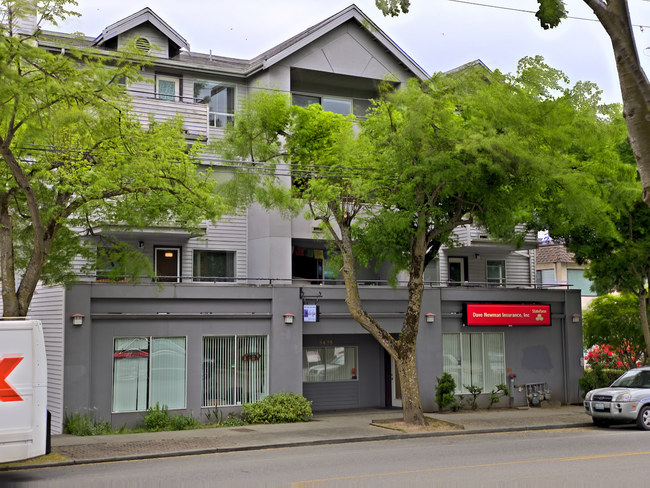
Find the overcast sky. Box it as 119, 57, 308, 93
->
53, 0, 650, 104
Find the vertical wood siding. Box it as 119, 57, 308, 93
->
0, 284, 66, 434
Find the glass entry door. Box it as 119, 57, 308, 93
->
391, 356, 402, 408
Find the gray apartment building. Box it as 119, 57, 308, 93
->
18, 5, 583, 433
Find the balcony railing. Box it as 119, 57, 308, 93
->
129, 89, 209, 138
78, 274, 574, 290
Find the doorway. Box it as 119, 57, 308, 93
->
155, 247, 181, 282
448, 257, 467, 285
391, 356, 402, 408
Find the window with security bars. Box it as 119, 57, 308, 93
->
112, 337, 187, 412
302, 346, 358, 382
442, 333, 505, 395
202, 336, 268, 407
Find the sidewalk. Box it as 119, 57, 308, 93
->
3, 406, 592, 470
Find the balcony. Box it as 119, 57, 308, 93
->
129, 90, 209, 139
451, 224, 537, 249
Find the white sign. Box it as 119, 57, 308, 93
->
306, 351, 321, 363
303, 304, 318, 322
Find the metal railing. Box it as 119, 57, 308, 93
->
82, 274, 575, 289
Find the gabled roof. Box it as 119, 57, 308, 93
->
536, 244, 576, 264
252, 4, 429, 80
92, 7, 190, 52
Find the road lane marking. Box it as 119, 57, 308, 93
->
294, 450, 650, 484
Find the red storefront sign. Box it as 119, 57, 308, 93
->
465, 304, 551, 326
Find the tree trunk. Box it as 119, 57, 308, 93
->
0, 197, 21, 317
638, 289, 650, 363
325, 204, 427, 426
584, 0, 650, 207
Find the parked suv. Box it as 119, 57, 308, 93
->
584, 366, 650, 430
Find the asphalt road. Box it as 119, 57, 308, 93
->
1, 425, 649, 487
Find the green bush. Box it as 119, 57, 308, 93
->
488, 384, 509, 410
463, 384, 483, 410
578, 364, 626, 397
171, 411, 200, 430
242, 391, 313, 424
64, 408, 110, 436
223, 411, 247, 427
435, 372, 458, 411
142, 403, 170, 431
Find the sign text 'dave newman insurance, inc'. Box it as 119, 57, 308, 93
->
464, 304, 551, 326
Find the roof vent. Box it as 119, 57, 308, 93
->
136, 37, 151, 53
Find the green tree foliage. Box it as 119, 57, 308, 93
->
583, 293, 646, 364
215, 57, 631, 425
374, 0, 650, 215
0, 1, 290, 316
565, 200, 650, 361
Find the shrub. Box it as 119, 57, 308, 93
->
64, 408, 110, 436
488, 384, 509, 410
463, 384, 483, 410
435, 372, 457, 411
142, 403, 170, 431
223, 411, 247, 427
578, 364, 626, 397
242, 391, 312, 424
171, 411, 200, 430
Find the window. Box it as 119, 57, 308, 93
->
567, 268, 596, 296
442, 333, 505, 395
302, 346, 358, 382
156, 75, 179, 101
193, 250, 235, 282
486, 260, 506, 285
536, 269, 556, 285
292, 94, 372, 118
202, 336, 268, 406
194, 80, 236, 127
113, 337, 187, 412
424, 259, 440, 283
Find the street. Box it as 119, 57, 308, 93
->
1, 425, 648, 486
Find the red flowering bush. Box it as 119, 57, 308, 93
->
584, 342, 643, 370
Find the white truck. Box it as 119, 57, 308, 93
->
0, 319, 48, 463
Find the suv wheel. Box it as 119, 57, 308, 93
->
637, 405, 650, 431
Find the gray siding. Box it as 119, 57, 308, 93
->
303, 382, 359, 410
28, 285, 66, 434
130, 96, 208, 138
118, 25, 169, 58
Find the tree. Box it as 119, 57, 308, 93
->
565, 199, 650, 362
216, 58, 626, 424
374, 1, 650, 212
583, 293, 646, 368
0, 1, 287, 316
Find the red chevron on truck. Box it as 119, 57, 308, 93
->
0, 319, 47, 463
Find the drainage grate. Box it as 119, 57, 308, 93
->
229, 428, 256, 432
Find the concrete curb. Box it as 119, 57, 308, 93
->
0, 422, 594, 471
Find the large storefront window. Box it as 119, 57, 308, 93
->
202, 336, 268, 406
113, 337, 187, 412
442, 333, 505, 395
302, 346, 358, 382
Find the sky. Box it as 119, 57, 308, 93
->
51, 0, 650, 105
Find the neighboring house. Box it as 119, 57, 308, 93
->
19, 5, 582, 433
536, 243, 597, 309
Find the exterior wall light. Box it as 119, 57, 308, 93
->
572, 314, 581, 323
284, 313, 295, 325
425, 313, 435, 324
475, 254, 480, 260
71, 314, 84, 326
